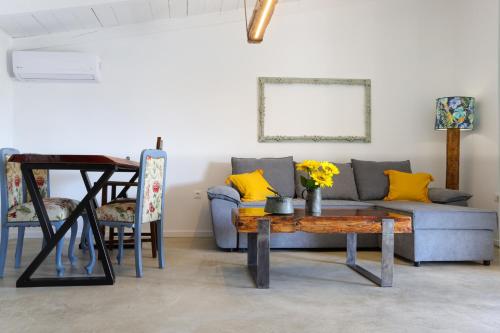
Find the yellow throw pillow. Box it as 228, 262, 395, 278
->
225, 169, 275, 202
384, 170, 434, 203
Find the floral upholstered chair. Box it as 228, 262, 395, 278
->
89, 149, 167, 277
0, 148, 81, 277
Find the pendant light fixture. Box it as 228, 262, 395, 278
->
244, 0, 278, 43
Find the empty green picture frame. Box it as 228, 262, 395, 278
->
258, 77, 371, 143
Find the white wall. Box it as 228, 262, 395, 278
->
455, 0, 499, 211
0, 30, 13, 146
0, 30, 15, 238
8, 0, 499, 237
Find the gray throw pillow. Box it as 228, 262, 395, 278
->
231, 156, 295, 198
428, 188, 472, 204
351, 159, 412, 200
295, 163, 359, 200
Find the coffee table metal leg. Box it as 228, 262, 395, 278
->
380, 218, 394, 287
346, 219, 394, 287
247, 218, 270, 289
247, 233, 256, 266
235, 231, 240, 252
346, 233, 357, 265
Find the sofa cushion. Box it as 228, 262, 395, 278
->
441, 200, 468, 207
240, 199, 373, 208
384, 170, 433, 203
428, 187, 472, 204
319, 200, 373, 208
367, 200, 497, 230
225, 169, 275, 202
295, 163, 359, 200
232, 157, 295, 198
351, 159, 412, 200
207, 186, 241, 204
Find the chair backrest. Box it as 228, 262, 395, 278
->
0, 148, 22, 218
26, 169, 50, 201
135, 149, 167, 225
0, 148, 50, 221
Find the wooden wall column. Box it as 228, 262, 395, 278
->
446, 128, 460, 190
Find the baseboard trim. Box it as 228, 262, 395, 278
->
163, 230, 213, 238
10, 229, 213, 239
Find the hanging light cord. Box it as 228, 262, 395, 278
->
244, 0, 249, 37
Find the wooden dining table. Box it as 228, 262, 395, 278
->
8, 154, 139, 288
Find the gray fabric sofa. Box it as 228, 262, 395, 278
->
207, 157, 497, 265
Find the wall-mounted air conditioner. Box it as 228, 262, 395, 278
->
12, 51, 101, 82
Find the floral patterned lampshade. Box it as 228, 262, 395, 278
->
435, 96, 475, 130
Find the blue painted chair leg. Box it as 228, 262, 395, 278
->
134, 224, 143, 278
54, 222, 65, 277
85, 222, 96, 275
80, 214, 90, 253
157, 221, 165, 269
15, 227, 25, 269
80, 217, 90, 253
68, 219, 78, 265
117, 226, 124, 265
81, 223, 87, 254
0, 226, 9, 278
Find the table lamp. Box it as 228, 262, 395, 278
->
435, 96, 475, 190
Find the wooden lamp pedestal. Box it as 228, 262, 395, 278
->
446, 128, 460, 190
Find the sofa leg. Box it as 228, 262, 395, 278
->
483, 260, 491, 266
414, 261, 421, 267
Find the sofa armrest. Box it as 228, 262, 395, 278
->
207, 186, 241, 205
428, 187, 472, 204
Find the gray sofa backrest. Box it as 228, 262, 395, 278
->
231, 156, 295, 198
351, 159, 412, 200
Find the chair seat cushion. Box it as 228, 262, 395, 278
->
96, 202, 136, 223
7, 197, 79, 222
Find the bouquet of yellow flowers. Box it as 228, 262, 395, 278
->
296, 160, 340, 190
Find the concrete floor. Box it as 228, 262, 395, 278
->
0, 238, 500, 333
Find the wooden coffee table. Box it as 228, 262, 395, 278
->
232, 207, 412, 289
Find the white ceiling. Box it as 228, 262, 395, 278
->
0, 0, 295, 39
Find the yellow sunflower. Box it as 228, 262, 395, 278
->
296, 160, 321, 172
311, 171, 334, 188
320, 161, 339, 176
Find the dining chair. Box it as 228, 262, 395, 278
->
87, 149, 167, 277
0, 148, 81, 277
100, 181, 158, 257
100, 137, 163, 257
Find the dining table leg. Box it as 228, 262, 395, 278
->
16, 167, 116, 288
81, 171, 115, 277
